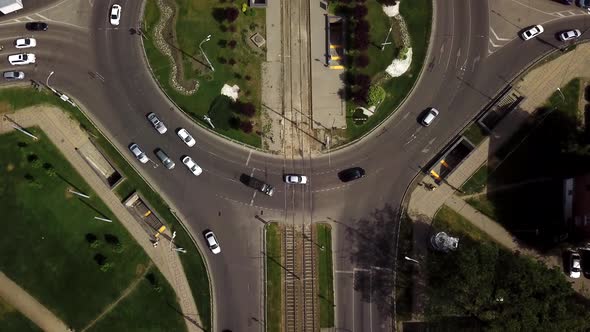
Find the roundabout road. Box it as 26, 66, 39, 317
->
1, 0, 589, 331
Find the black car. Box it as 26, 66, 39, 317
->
338, 167, 366, 182
580, 248, 590, 279
26, 22, 48, 31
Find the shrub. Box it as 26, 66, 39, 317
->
212, 8, 226, 22
27, 154, 38, 162
368, 85, 386, 105
352, 86, 369, 104
112, 243, 125, 254
354, 73, 371, 88
240, 121, 254, 133
104, 234, 120, 245
218, 39, 227, 48
219, 24, 228, 32
245, 75, 252, 81
228, 58, 236, 66
229, 116, 241, 129
355, 20, 370, 33
228, 40, 237, 49
225, 7, 239, 22
94, 253, 107, 266
100, 262, 113, 272
218, 57, 227, 64
353, 5, 368, 19
229, 25, 237, 33
355, 54, 369, 68
353, 33, 369, 50
234, 73, 242, 79
17, 141, 27, 148
235, 102, 256, 117
86, 233, 98, 244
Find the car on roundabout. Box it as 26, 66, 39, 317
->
421, 108, 439, 127
177, 128, 196, 147
8, 53, 35, 65
338, 167, 365, 182
15, 38, 36, 49
558, 29, 581, 42
204, 231, 221, 254
25, 22, 48, 31
520, 25, 544, 41
284, 174, 308, 184
110, 4, 122, 26
181, 156, 202, 176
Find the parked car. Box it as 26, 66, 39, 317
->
110, 4, 122, 26
284, 174, 308, 184
338, 167, 365, 182
3, 71, 24, 80
155, 149, 175, 169
15, 38, 36, 49
181, 156, 202, 176
204, 231, 221, 254
147, 112, 167, 134
521, 25, 544, 41
8, 53, 35, 65
129, 143, 148, 163
570, 252, 581, 279
177, 128, 196, 147
25, 22, 48, 31
421, 108, 439, 126
558, 29, 581, 42
580, 248, 590, 278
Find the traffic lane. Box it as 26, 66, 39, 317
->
0, 0, 61, 24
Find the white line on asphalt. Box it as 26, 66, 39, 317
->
250, 191, 256, 206
245, 149, 253, 166
444, 3, 455, 72
509, 0, 553, 16
455, 48, 461, 68
36, 13, 50, 21
490, 27, 511, 41
471, 55, 480, 72
488, 38, 502, 48
335, 270, 354, 274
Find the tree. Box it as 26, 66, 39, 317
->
225, 7, 239, 22
240, 120, 253, 133
355, 20, 370, 34
368, 85, 385, 105
228, 40, 237, 49
354, 73, 371, 88
229, 116, 241, 129
355, 54, 369, 68
353, 5, 368, 19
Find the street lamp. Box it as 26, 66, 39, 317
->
46, 71, 57, 94
380, 24, 393, 51
199, 34, 215, 72
169, 231, 177, 250
404, 256, 419, 264
557, 87, 566, 102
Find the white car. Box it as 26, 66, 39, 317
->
110, 4, 122, 26
521, 25, 544, 41
15, 38, 36, 49
177, 128, 196, 147
129, 143, 148, 164
559, 29, 581, 42
421, 108, 439, 126
182, 156, 202, 176
284, 174, 308, 184
204, 231, 221, 254
570, 252, 581, 278
146, 112, 167, 134
8, 53, 35, 65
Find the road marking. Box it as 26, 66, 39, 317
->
404, 133, 417, 146
508, 0, 553, 16
455, 48, 461, 68
490, 27, 511, 41
444, 2, 455, 71
245, 149, 253, 166
250, 191, 257, 206
36, 13, 49, 21
471, 55, 480, 72
335, 270, 354, 274
422, 137, 437, 153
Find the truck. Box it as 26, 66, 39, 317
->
245, 176, 274, 196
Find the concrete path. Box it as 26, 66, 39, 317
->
0, 272, 68, 332
0, 106, 202, 332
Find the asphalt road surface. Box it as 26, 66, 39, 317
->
0, 0, 589, 331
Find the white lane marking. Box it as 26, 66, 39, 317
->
509, 0, 553, 16
489, 38, 502, 48
335, 270, 354, 274
250, 191, 257, 206
36, 13, 49, 20
405, 133, 417, 146
471, 55, 480, 72
444, 1, 455, 72
455, 48, 461, 68
215, 194, 283, 212
422, 137, 437, 153
245, 149, 253, 166
490, 27, 511, 41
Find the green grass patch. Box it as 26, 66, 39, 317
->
316, 223, 334, 328
266, 223, 282, 332
459, 164, 488, 196
0, 87, 212, 331
346, 0, 432, 141
362, 0, 397, 78
462, 123, 487, 146
433, 205, 494, 244
0, 298, 41, 332
143, 0, 263, 147
0, 129, 152, 329
88, 267, 186, 332
465, 196, 497, 221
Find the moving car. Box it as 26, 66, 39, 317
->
8, 53, 35, 65
155, 149, 175, 169
25, 22, 48, 31
338, 167, 365, 182
242, 174, 274, 196
147, 112, 167, 134
129, 143, 149, 163
570, 252, 581, 279
15, 38, 36, 49
284, 174, 308, 184
204, 231, 221, 254
110, 4, 122, 26
3, 71, 24, 80
558, 29, 581, 42
421, 108, 439, 127
177, 128, 196, 147
181, 156, 202, 176
521, 25, 544, 41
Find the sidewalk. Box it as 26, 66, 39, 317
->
0, 106, 202, 332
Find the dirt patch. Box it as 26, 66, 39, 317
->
6, 163, 14, 172
0, 101, 13, 114
135, 263, 147, 276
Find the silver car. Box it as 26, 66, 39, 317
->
559, 29, 581, 42
147, 112, 167, 134
3, 71, 24, 80
421, 108, 439, 126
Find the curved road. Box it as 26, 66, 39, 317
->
0, 0, 588, 331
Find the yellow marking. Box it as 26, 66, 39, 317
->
143, 210, 152, 217
330, 44, 342, 49
430, 170, 441, 180
157, 226, 167, 234
330, 65, 345, 70
331, 55, 341, 60
440, 160, 450, 168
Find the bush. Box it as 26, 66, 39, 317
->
229, 116, 241, 129
229, 25, 237, 33
240, 121, 254, 133
368, 85, 386, 106
355, 54, 369, 68
228, 40, 237, 49
212, 8, 226, 22
32, 159, 43, 169
352, 86, 369, 105
353, 5, 368, 19
354, 73, 371, 88
355, 20, 370, 34
225, 7, 239, 22
218, 39, 227, 48
100, 262, 113, 272
218, 57, 227, 64
228, 58, 236, 66
353, 33, 369, 50
209, 95, 234, 130
234, 102, 256, 117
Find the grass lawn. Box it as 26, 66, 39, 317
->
0, 129, 153, 329
0, 87, 211, 331
88, 267, 186, 332
460, 164, 488, 195
143, 0, 264, 147
316, 223, 334, 328
266, 223, 282, 332
0, 298, 40, 332
346, 0, 432, 141
462, 122, 487, 146
362, 0, 397, 78
433, 205, 494, 244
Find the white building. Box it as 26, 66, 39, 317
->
0, 0, 23, 14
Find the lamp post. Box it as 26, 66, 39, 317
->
46, 71, 57, 94
557, 87, 566, 102
199, 34, 215, 72
381, 24, 393, 51
404, 256, 419, 264
169, 231, 177, 250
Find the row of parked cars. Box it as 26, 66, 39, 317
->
567, 249, 590, 279
521, 24, 582, 42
